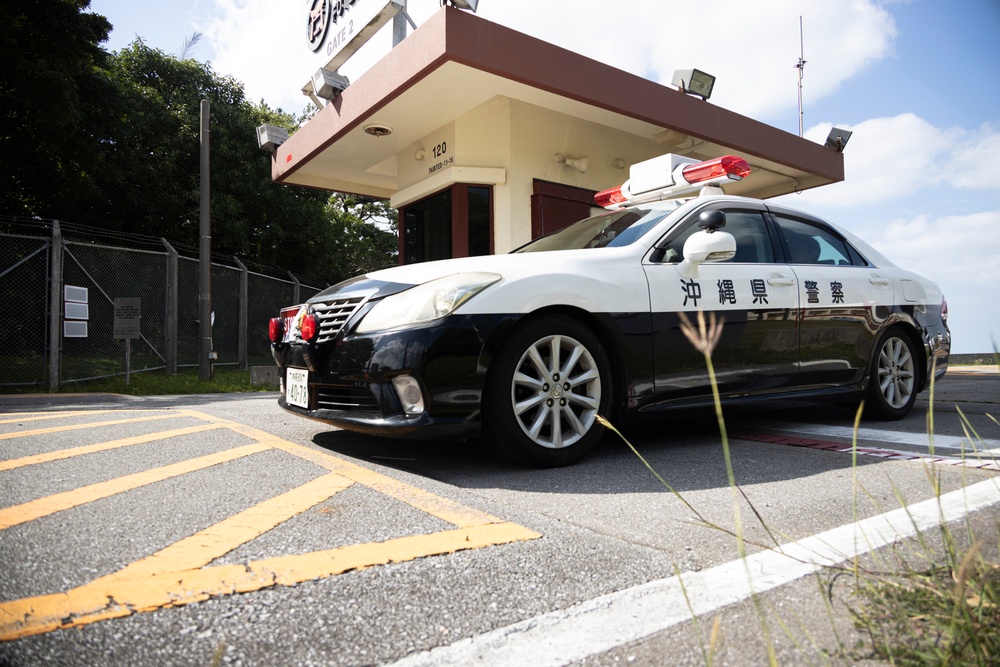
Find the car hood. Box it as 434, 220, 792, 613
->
309, 253, 575, 304
365, 253, 548, 286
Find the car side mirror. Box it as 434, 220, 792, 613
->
678, 228, 736, 277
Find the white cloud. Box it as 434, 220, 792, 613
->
476, 0, 897, 119
199, 0, 301, 111
860, 212, 1000, 284
780, 115, 1000, 210
200, 0, 898, 119
942, 122, 1000, 191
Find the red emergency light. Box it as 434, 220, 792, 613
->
595, 154, 751, 209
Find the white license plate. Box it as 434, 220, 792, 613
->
285, 368, 309, 408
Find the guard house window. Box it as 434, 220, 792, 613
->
531, 180, 599, 239
400, 185, 493, 264
403, 191, 452, 264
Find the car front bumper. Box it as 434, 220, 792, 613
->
272, 313, 515, 441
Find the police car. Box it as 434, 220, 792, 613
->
269, 153, 950, 467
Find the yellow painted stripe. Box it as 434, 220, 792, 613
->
92, 471, 354, 581
0, 423, 228, 472
186, 410, 505, 529
0, 521, 541, 640
0, 442, 270, 530
0, 413, 182, 441
0, 410, 120, 424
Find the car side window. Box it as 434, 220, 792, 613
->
661, 209, 774, 263
772, 214, 856, 266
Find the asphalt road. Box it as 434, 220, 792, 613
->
0, 368, 997, 667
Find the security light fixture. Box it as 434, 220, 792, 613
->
312, 68, 350, 101
445, 0, 479, 11
256, 124, 289, 153
671, 68, 716, 101
824, 127, 852, 152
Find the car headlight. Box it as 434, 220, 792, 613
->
355, 272, 501, 334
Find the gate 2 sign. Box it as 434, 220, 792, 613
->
302, 0, 401, 92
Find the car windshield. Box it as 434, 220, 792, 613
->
513, 206, 675, 253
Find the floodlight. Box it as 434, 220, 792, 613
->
256, 124, 289, 153
312, 68, 351, 101
824, 127, 852, 152
671, 69, 716, 101
447, 0, 479, 12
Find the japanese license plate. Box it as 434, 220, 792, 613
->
285, 368, 309, 409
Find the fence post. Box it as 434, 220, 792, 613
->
47, 221, 62, 391
162, 239, 179, 375
233, 256, 248, 370
288, 271, 300, 305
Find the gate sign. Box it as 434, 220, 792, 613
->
302, 0, 401, 95
114, 298, 141, 340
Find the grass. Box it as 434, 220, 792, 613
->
6, 366, 279, 396
601, 319, 999, 665
848, 538, 1000, 665
844, 393, 1000, 666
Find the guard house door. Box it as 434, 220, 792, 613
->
531, 180, 599, 239
400, 185, 492, 264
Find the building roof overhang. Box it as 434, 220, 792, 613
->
272, 7, 843, 200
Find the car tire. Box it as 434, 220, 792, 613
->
483, 314, 613, 467
865, 326, 919, 420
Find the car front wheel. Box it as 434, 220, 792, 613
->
865, 326, 919, 420
483, 315, 613, 467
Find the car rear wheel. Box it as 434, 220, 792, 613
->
865, 326, 918, 420
483, 314, 612, 467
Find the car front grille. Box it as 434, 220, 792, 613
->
315, 384, 380, 413
312, 296, 367, 344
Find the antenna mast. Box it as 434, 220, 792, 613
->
795, 16, 806, 137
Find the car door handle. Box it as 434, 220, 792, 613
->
767, 276, 795, 287
869, 276, 890, 286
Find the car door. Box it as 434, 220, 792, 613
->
642, 203, 799, 408
767, 209, 895, 389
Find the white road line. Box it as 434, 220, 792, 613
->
748, 421, 1000, 452
386, 479, 1000, 667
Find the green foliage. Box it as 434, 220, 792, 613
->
0, 0, 117, 218
0, 1, 398, 285
63, 367, 276, 395
322, 194, 399, 279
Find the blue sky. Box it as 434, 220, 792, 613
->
88, 0, 999, 353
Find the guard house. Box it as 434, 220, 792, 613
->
272, 5, 843, 264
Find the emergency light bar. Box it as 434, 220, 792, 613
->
595, 154, 751, 209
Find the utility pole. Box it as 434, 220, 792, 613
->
199, 99, 214, 380
795, 16, 806, 137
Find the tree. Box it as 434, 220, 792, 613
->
1, 2, 398, 284
320, 194, 399, 280
0, 0, 117, 219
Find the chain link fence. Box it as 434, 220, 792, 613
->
0, 219, 324, 389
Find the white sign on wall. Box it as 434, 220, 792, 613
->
302, 0, 401, 93
63, 285, 89, 338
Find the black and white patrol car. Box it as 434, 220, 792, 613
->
270, 153, 950, 466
